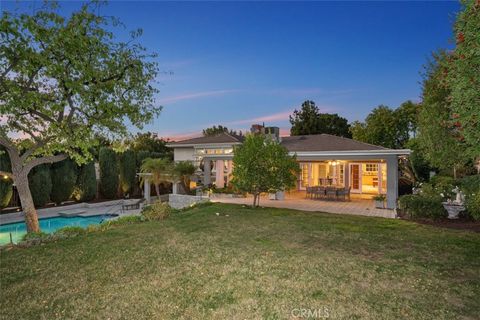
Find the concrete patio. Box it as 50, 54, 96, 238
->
211, 191, 396, 218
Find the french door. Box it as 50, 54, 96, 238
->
349, 163, 362, 193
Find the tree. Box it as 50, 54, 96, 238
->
290, 100, 351, 137
202, 125, 240, 137
290, 100, 321, 136
126, 132, 172, 159
447, 0, 480, 158
350, 104, 416, 149
173, 161, 196, 194
0, 2, 160, 232
417, 52, 470, 178
99, 147, 118, 199
73, 161, 97, 202
139, 158, 174, 197
119, 150, 136, 196
231, 135, 299, 207
50, 159, 78, 204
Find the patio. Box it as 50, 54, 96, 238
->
211, 191, 396, 219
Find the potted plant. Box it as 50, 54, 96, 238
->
373, 194, 386, 209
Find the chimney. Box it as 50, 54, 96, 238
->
264, 126, 280, 142
250, 124, 264, 134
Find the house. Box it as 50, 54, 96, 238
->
166, 125, 410, 209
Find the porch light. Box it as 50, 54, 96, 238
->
3, 175, 8, 180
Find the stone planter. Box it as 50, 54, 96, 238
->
442, 202, 465, 220
374, 200, 385, 209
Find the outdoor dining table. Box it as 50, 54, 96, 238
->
306, 186, 351, 201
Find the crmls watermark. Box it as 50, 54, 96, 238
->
291, 307, 330, 318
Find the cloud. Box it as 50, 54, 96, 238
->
158, 130, 202, 142
157, 89, 240, 105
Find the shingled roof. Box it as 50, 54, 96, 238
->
167, 132, 244, 146
280, 134, 388, 152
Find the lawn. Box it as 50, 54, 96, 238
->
1, 203, 479, 319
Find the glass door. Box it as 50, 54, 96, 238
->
299, 163, 310, 190
349, 163, 361, 193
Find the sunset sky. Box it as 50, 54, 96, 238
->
2, 1, 460, 140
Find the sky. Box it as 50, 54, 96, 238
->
2, 1, 460, 140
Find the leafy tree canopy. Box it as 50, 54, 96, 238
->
417, 51, 470, 175
126, 132, 172, 158
446, 0, 480, 158
289, 100, 351, 137
350, 102, 418, 149
202, 125, 241, 137
231, 134, 299, 207
0, 1, 160, 232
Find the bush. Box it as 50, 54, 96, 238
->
103, 215, 143, 226
54, 226, 87, 237
73, 162, 97, 202
50, 159, 78, 204
28, 164, 52, 207
99, 147, 118, 199
135, 151, 151, 170
398, 194, 446, 220
465, 192, 480, 221
21, 231, 50, 242
141, 201, 171, 221
119, 150, 136, 196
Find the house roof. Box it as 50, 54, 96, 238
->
166, 132, 244, 146
280, 134, 388, 152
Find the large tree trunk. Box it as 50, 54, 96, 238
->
154, 183, 160, 197
15, 171, 40, 233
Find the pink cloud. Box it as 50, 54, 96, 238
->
158, 89, 239, 104
158, 131, 202, 142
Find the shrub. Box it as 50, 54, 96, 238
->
103, 215, 144, 226
141, 201, 171, 221
50, 159, 78, 204
99, 147, 118, 199
135, 150, 151, 170
54, 226, 86, 237
28, 164, 52, 207
21, 231, 50, 242
73, 162, 97, 202
119, 150, 136, 196
465, 193, 480, 221
398, 194, 446, 220
0, 148, 12, 208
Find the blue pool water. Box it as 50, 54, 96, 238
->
0, 214, 118, 245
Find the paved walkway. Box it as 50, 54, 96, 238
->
211, 194, 396, 219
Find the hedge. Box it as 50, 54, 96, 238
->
28, 164, 52, 207
398, 194, 446, 220
0, 148, 12, 208
50, 159, 78, 204
119, 150, 136, 196
74, 161, 97, 202
99, 147, 118, 199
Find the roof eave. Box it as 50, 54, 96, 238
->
289, 149, 411, 157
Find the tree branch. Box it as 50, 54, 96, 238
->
24, 154, 68, 173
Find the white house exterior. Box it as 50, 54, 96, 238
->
167, 126, 410, 209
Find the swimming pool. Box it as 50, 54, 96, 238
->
0, 214, 118, 245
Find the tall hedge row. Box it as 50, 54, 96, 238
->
50, 159, 78, 204
119, 150, 136, 196
28, 164, 52, 207
74, 162, 97, 202
0, 148, 13, 208
99, 147, 118, 199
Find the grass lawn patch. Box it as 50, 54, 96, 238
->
1, 203, 479, 319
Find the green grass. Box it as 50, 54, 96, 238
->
1, 203, 479, 319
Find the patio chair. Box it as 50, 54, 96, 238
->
336, 187, 351, 201
316, 186, 326, 200
325, 186, 337, 201
305, 186, 312, 199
